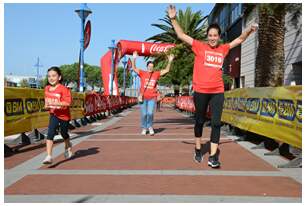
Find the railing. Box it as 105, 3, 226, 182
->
175, 86, 302, 149
174, 86, 302, 167
4, 87, 137, 139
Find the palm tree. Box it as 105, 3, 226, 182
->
147, 7, 208, 44
255, 3, 301, 87
146, 7, 208, 95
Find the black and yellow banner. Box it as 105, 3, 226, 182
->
222, 86, 302, 148
4, 87, 85, 136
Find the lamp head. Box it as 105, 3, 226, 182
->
75, 3, 92, 19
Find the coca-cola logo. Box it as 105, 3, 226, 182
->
149, 44, 174, 54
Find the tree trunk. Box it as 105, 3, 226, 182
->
255, 6, 286, 87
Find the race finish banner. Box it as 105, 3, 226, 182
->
100, 40, 175, 96
222, 86, 302, 148
4, 87, 85, 136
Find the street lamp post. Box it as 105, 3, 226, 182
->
34, 57, 43, 89
129, 72, 133, 96
133, 76, 136, 97
121, 56, 127, 96
108, 39, 117, 96
75, 3, 92, 92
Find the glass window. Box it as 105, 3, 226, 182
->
240, 76, 245, 88
218, 6, 228, 34
231, 4, 242, 24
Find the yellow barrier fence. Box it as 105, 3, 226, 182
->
222, 86, 302, 148
4, 87, 85, 136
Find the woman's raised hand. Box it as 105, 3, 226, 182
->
168, 4, 176, 19
251, 23, 259, 32
133, 51, 138, 59
168, 53, 175, 62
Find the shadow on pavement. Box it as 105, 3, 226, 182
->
154, 128, 166, 134
47, 147, 100, 168
5, 140, 65, 158
73, 196, 93, 203
181, 140, 234, 157
154, 118, 194, 125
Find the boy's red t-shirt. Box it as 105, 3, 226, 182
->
139, 70, 161, 100
192, 39, 230, 93
44, 84, 72, 121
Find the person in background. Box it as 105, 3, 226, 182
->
132, 51, 174, 135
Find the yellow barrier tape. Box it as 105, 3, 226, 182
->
4, 87, 85, 136
222, 86, 302, 148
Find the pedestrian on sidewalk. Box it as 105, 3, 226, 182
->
42, 66, 73, 164
168, 4, 258, 168
156, 89, 162, 112
132, 51, 174, 136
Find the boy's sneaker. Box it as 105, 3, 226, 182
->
64, 142, 73, 159
208, 155, 221, 168
194, 148, 203, 163
141, 129, 147, 135
42, 155, 52, 164
148, 127, 155, 136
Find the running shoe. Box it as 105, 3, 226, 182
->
208, 155, 221, 168
148, 127, 155, 136
194, 148, 203, 163
141, 129, 147, 135
64, 142, 73, 159
42, 155, 52, 164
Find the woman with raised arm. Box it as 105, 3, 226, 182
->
132, 51, 174, 135
168, 4, 258, 168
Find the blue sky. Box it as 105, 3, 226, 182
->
5, 3, 214, 76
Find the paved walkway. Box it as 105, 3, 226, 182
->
4, 105, 302, 203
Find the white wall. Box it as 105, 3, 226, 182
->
240, 6, 257, 88
283, 12, 302, 85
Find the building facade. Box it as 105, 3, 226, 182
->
208, 3, 243, 88
5, 74, 38, 88
208, 3, 302, 88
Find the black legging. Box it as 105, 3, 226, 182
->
47, 114, 70, 141
193, 91, 224, 144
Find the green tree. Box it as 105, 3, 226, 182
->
60, 63, 79, 86
255, 3, 301, 86
59, 63, 102, 90
84, 64, 102, 90
40, 77, 48, 88
4, 77, 8, 86
19, 79, 29, 88
117, 66, 131, 89
146, 7, 208, 95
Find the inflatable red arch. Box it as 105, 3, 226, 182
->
100, 40, 175, 96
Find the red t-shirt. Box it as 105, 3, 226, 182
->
44, 84, 72, 121
139, 70, 161, 100
192, 39, 230, 93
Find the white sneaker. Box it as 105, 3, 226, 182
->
64, 143, 73, 159
148, 127, 155, 136
42, 155, 52, 164
141, 129, 147, 135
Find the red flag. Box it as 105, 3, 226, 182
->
101, 51, 119, 96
